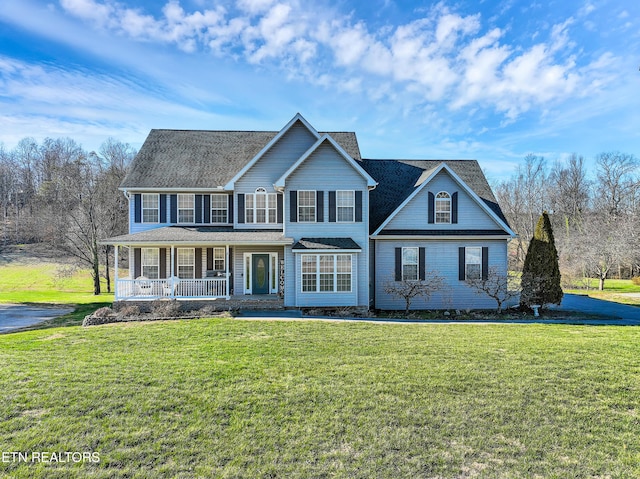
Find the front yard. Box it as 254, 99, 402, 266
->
1, 318, 638, 478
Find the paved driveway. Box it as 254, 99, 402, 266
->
549, 294, 640, 325
0, 304, 75, 333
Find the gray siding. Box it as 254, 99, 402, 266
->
284, 142, 370, 307
374, 239, 508, 310
129, 193, 171, 234
384, 170, 501, 231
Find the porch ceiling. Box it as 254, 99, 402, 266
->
102, 226, 293, 246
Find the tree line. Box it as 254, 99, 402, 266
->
495, 152, 640, 290
0, 137, 136, 294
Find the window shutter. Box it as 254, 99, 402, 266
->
419, 247, 426, 281
355, 190, 363, 222
228, 195, 234, 224
195, 195, 203, 224
458, 247, 465, 281
134, 194, 141, 223
237, 194, 245, 223
290, 191, 297, 222
134, 248, 141, 278
428, 192, 435, 224
329, 191, 336, 222
170, 195, 177, 223
482, 247, 489, 280
316, 191, 324, 222
160, 194, 167, 223
203, 195, 211, 223
395, 247, 402, 281
452, 192, 458, 224
277, 194, 283, 224
195, 248, 202, 278
206, 248, 213, 271
159, 248, 167, 278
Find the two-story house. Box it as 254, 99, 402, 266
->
103, 113, 515, 311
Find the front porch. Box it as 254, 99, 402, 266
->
115, 276, 230, 300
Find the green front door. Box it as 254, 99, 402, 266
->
252, 254, 269, 294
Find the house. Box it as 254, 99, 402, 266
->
102, 113, 516, 311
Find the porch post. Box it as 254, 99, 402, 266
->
170, 245, 175, 298
225, 244, 230, 299
114, 245, 119, 301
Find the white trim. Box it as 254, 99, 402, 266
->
371, 235, 512, 240
243, 252, 279, 295
141, 193, 160, 224
273, 135, 377, 189
335, 190, 355, 223
372, 163, 516, 237
300, 253, 353, 293
224, 113, 321, 190
297, 189, 317, 223
292, 249, 361, 253
122, 187, 227, 192
210, 193, 230, 224
435, 191, 451, 225
177, 193, 195, 224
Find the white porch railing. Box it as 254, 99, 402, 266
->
116, 277, 229, 300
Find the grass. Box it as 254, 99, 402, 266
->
1, 318, 639, 478
565, 279, 640, 307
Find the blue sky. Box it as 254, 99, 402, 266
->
0, 0, 638, 180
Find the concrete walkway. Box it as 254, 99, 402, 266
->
0, 304, 75, 333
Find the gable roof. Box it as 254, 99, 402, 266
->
120, 128, 361, 190
361, 159, 511, 234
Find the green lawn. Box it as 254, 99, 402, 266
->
565, 279, 640, 306
1, 318, 639, 478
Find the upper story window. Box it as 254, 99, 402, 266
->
178, 194, 194, 223
336, 190, 355, 222
211, 194, 228, 223
435, 191, 451, 224
246, 187, 277, 224
142, 194, 159, 223
402, 247, 419, 281
298, 190, 316, 222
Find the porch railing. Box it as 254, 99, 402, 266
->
116, 277, 229, 300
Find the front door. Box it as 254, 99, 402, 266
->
252, 254, 270, 294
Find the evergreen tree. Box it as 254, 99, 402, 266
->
520, 212, 563, 308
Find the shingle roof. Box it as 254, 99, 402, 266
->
121, 129, 361, 189
360, 159, 510, 233
292, 238, 362, 250
102, 226, 293, 245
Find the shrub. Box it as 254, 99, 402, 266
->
632, 277, 640, 286
117, 305, 141, 319
152, 300, 182, 318
93, 306, 114, 318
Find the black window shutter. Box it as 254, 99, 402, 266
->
159, 194, 167, 223
452, 192, 458, 224
195, 248, 202, 278
395, 247, 402, 281
207, 248, 213, 271
419, 247, 426, 281
159, 248, 166, 278
134, 248, 141, 278
458, 247, 466, 281
170, 195, 177, 223
203, 195, 211, 223
290, 191, 297, 222
316, 191, 324, 222
277, 194, 283, 223
482, 247, 489, 280
355, 190, 363, 222
228, 195, 233, 224
237, 194, 245, 223
329, 191, 336, 222
195, 195, 203, 224
134, 194, 141, 223
428, 192, 435, 224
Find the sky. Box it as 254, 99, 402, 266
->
0, 0, 639, 181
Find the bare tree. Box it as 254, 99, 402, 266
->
594, 152, 638, 218
548, 154, 591, 233
465, 267, 520, 313
383, 273, 445, 315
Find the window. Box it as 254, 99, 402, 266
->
465, 247, 482, 280
246, 188, 277, 224
141, 248, 159, 279
301, 254, 352, 292
177, 248, 195, 279
402, 247, 419, 281
435, 191, 451, 224
211, 194, 228, 223
213, 247, 225, 271
142, 194, 159, 223
178, 194, 194, 223
298, 190, 316, 222
336, 190, 355, 222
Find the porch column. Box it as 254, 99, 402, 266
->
225, 244, 230, 299
170, 245, 175, 298
114, 245, 119, 300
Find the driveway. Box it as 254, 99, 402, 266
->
0, 304, 75, 333
549, 293, 640, 324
